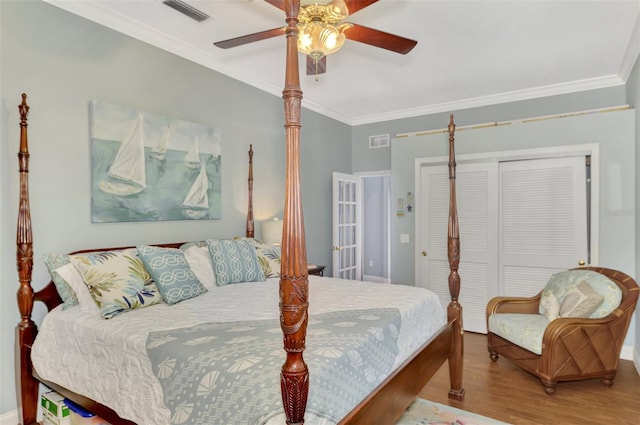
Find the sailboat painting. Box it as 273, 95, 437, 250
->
183, 136, 201, 169
91, 100, 222, 223
98, 112, 147, 196
150, 123, 171, 161
182, 164, 209, 219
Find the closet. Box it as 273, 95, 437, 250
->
418, 153, 589, 333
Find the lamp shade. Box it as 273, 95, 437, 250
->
262, 218, 283, 246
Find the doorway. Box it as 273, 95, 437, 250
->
332, 172, 390, 282
361, 173, 390, 283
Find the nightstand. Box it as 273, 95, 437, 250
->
307, 264, 326, 276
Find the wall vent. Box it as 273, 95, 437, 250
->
369, 134, 390, 149
163, 0, 210, 22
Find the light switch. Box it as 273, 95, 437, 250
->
400, 234, 410, 243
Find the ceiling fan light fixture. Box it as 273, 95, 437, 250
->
297, 19, 352, 62
297, 1, 352, 62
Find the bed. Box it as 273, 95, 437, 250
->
14, 2, 464, 424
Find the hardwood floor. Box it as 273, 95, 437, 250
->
418, 332, 640, 425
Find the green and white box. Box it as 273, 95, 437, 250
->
41, 390, 70, 425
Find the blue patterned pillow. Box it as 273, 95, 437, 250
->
43, 253, 79, 309
137, 245, 207, 305
206, 239, 266, 285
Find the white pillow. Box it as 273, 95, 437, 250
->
182, 245, 216, 290
56, 263, 99, 313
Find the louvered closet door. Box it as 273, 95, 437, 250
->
419, 163, 498, 333
499, 156, 588, 297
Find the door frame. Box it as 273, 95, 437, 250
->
413, 143, 600, 285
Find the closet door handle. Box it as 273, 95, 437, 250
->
578, 260, 586, 266
421, 251, 427, 257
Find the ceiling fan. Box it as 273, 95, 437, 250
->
213, 0, 417, 76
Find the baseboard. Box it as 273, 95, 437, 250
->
0, 410, 17, 425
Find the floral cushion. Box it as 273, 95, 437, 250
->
250, 238, 282, 278
488, 313, 550, 355
538, 269, 621, 319
206, 239, 265, 285
70, 248, 164, 319
137, 245, 207, 305
181, 242, 216, 290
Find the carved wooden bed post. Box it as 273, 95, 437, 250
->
15, 93, 38, 425
279, 1, 309, 424
446, 114, 465, 401
247, 144, 255, 238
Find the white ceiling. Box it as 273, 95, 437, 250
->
44, 0, 640, 125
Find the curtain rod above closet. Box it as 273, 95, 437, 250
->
395, 105, 630, 139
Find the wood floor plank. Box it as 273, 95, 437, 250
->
419, 332, 640, 425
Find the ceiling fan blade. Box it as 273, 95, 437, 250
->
264, 0, 285, 11
306, 55, 327, 75
344, 0, 379, 15
214, 27, 286, 49
345, 24, 417, 54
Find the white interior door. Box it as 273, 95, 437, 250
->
332, 172, 361, 279
499, 156, 588, 297
418, 162, 497, 333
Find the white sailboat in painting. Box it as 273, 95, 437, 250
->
150, 124, 171, 161
99, 113, 146, 196
184, 136, 200, 169
182, 164, 209, 219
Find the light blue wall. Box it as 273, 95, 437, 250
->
0, 0, 349, 415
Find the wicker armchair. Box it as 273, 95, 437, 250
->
486, 266, 639, 394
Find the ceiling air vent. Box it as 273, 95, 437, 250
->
163, 0, 210, 22
369, 134, 390, 149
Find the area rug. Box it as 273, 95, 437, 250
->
397, 398, 511, 425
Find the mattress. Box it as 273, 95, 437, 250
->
31, 276, 446, 425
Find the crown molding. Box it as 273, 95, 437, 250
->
350, 75, 626, 126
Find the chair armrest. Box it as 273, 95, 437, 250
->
541, 314, 625, 356
486, 293, 541, 316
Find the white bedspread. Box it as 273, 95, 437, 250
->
32, 277, 446, 425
